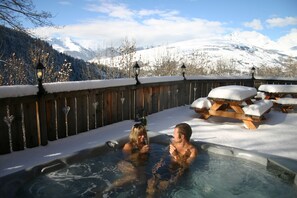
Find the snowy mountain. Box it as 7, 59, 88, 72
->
46, 32, 296, 74
46, 37, 96, 61
93, 32, 296, 74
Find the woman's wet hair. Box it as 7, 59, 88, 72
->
129, 123, 147, 144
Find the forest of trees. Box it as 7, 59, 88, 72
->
0, 25, 128, 85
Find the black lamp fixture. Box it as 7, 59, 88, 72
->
251, 66, 256, 80
36, 60, 46, 96
133, 61, 141, 85
181, 63, 186, 80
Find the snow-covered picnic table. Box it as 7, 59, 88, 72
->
191, 85, 273, 129
258, 84, 297, 113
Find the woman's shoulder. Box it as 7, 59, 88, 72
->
123, 142, 134, 153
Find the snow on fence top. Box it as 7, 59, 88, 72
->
0, 75, 253, 99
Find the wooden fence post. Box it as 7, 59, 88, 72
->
37, 96, 48, 146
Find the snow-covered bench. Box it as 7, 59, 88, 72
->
258, 84, 297, 99
272, 98, 297, 113
190, 97, 212, 119
258, 84, 297, 113
242, 100, 273, 118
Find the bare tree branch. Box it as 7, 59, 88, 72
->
0, 0, 53, 33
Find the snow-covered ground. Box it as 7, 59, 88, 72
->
0, 105, 296, 177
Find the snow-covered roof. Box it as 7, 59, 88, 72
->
208, 85, 257, 101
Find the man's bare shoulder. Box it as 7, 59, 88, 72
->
189, 143, 198, 156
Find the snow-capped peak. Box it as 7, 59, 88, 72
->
47, 37, 82, 53
45, 37, 95, 60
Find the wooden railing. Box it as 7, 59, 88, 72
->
0, 76, 296, 154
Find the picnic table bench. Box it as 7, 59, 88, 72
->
191, 85, 273, 130
258, 84, 297, 113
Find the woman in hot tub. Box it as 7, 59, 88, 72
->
104, 123, 150, 192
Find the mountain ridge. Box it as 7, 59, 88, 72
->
45, 32, 296, 74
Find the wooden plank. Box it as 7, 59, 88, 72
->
163, 86, 169, 110
46, 99, 57, 141
122, 89, 130, 120
129, 89, 135, 120
143, 87, 152, 115
88, 93, 97, 130
37, 97, 48, 146
159, 86, 164, 111
0, 104, 11, 154
185, 82, 191, 105
10, 103, 24, 151
67, 96, 77, 136
103, 91, 112, 125
23, 101, 39, 148
172, 85, 177, 108
76, 95, 88, 133
210, 102, 224, 111
229, 104, 245, 113
111, 91, 118, 123
56, 97, 67, 138
94, 92, 103, 128
135, 88, 144, 119
208, 109, 248, 120
152, 86, 160, 113
116, 89, 129, 121
242, 120, 257, 130
96, 92, 103, 127
117, 91, 124, 121
194, 108, 211, 119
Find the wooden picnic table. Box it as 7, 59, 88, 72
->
258, 84, 297, 99
195, 85, 272, 130
258, 84, 297, 113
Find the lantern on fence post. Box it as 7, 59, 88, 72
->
251, 66, 255, 80
181, 63, 186, 80
251, 66, 256, 87
36, 60, 46, 96
133, 61, 141, 85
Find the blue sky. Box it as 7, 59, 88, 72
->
30, 0, 297, 50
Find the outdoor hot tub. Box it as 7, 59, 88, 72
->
1, 132, 297, 197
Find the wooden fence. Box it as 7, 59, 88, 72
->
0, 76, 296, 154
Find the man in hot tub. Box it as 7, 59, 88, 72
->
169, 123, 198, 166
146, 123, 198, 196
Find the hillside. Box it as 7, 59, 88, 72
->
0, 25, 108, 85
95, 34, 295, 75
44, 31, 297, 77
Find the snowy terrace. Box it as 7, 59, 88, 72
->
0, 76, 297, 177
